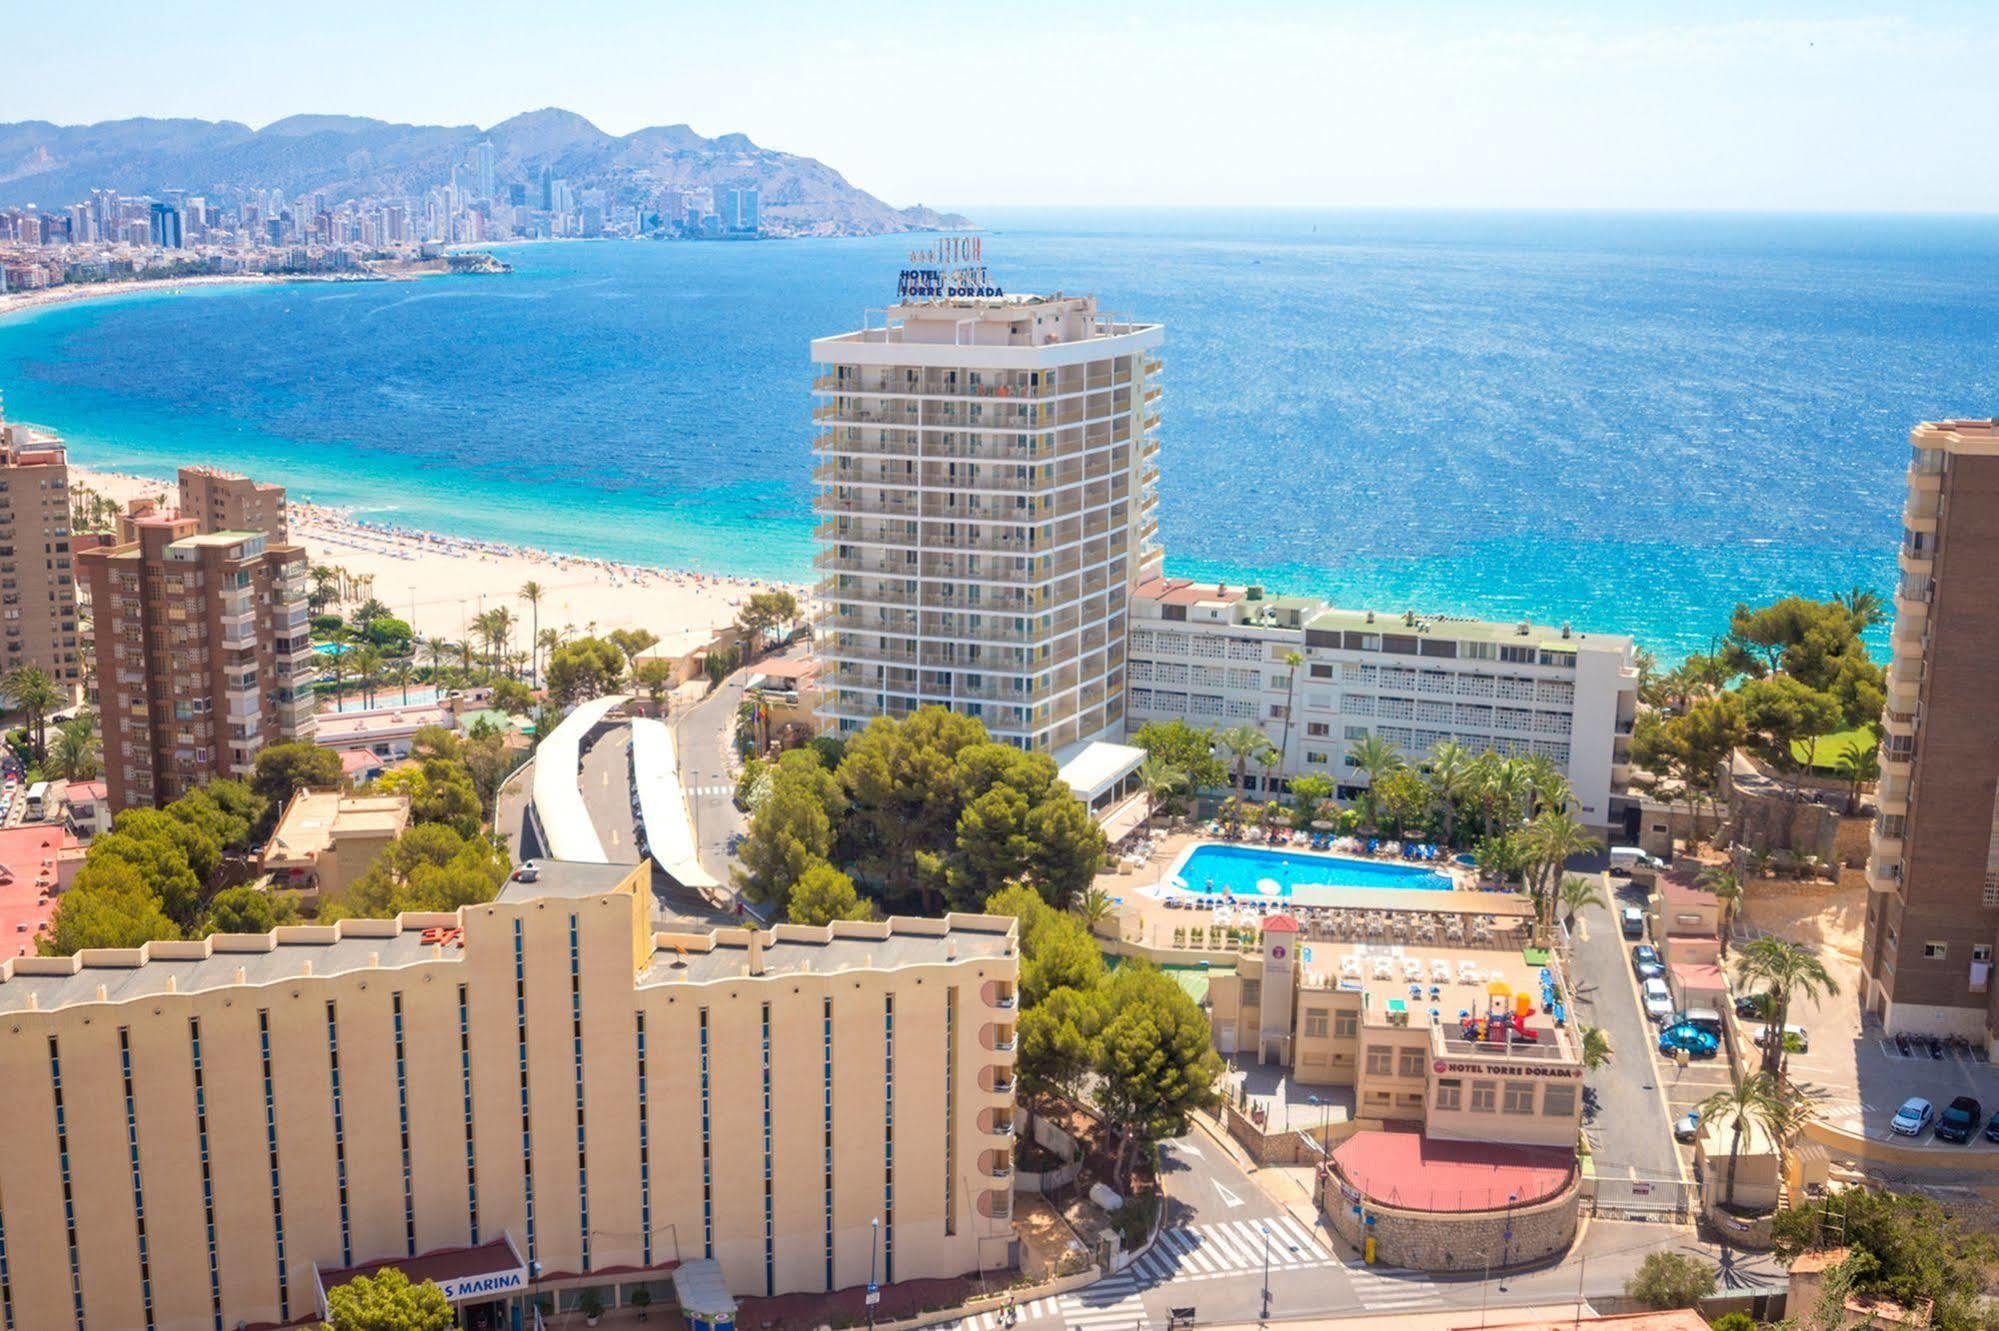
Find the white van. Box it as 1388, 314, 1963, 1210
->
1749, 1022, 1810, 1054
1609, 846, 1666, 876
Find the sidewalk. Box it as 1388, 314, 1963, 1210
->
1194, 1303, 1596, 1330
1188, 1110, 1340, 1250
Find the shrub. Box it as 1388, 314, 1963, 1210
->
1626, 1250, 1717, 1310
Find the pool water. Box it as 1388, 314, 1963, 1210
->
1167, 843, 1454, 902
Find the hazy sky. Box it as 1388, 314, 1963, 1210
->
6, 0, 1996, 213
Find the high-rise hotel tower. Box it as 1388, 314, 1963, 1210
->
1863, 418, 1999, 1043
811, 280, 1163, 750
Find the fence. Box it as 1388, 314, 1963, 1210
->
1585, 1170, 1694, 1223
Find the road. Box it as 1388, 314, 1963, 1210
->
1569, 869, 1685, 1206
933, 1122, 1762, 1331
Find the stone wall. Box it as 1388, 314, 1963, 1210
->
1221, 1102, 1348, 1167
1321, 1175, 1581, 1273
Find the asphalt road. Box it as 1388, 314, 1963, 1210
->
1570, 870, 1685, 1198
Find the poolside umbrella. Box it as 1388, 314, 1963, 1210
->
1257, 878, 1281, 897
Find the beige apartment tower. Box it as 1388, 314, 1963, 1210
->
1863, 419, 1999, 1044
77, 516, 314, 812
811, 291, 1163, 750
0, 400, 84, 689
178, 464, 288, 542
0, 862, 1020, 1330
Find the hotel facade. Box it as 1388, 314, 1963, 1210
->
1863, 419, 1999, 1043
0, 400, 85, 691
810, 290, 1164, 752
1125, 579, 1640, 837
0, 861, 1020, 1330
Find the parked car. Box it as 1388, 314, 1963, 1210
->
1631, 944, 1664, 979
1890, 1097, 1936, 1137
1748, 1022, 1811, 1055
1610, 847, 1668, 876
1735, 991, 1773, 1020
1937, 1096, 1983, 1144
1677, 1007, 1725, 1035
1674, 1108, 1703, 1142
1983, 1109, 1999, 1143
1642, 977, 1675, 1023
1621, 907, 1647, 939
1659, 1022, 1720, 1059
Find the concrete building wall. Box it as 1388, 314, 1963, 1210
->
0, 873, 1018, 1330
178, 466, 289, 544
0, 418, 84, 689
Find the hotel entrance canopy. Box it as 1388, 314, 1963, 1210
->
314, 1234, 528, 1315
1055, 739, 1147, 810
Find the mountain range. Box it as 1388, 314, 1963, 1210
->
0, 108, 970, 236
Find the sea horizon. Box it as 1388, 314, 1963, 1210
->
3, 206, 1995, 659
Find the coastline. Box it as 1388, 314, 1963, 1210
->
0, 260, 485, 321
72, 464, 809, 655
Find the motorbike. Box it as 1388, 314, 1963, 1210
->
1895, 1032, 1913, 1056
1928, 1035, 1946, 1059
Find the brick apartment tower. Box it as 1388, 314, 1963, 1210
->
0, 400, 84, 690
1863, 419, 1999, 1044
78, 517, 315, 812
177, 464, 288, 542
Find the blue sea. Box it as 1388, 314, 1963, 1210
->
1, 208, 1994, 659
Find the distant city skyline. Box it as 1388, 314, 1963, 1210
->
6, 0, 1998, 214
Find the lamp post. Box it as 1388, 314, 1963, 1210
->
1498, 1192, 1517, 1291
867, 1217, 880, 1331
1260, 1221, 1275, 1320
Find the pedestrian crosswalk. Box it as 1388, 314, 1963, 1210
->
1129, 1214, 1332, 1284
1056, 1273, 1148, 1331
684, 784, 734, 798
1346, 1264, 1445, 1312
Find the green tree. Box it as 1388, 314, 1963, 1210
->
1624, 1250, 1716, 1310
1346, 733, 1403, 828
48, 715, 100, 780
1557, 874, 1608, 930
1578, 1025, 1611, 1071
1772, 1187, 1999, 1331
206, 884, 298, 934
90, 818, 207, 924
379, 755, 484, 840
1424, 739, 1475, 847
320, 1267, 454, 1331
1698, 1071, 1788, 1209
1733, 936, 1838, 1084
838, 708, 989, 912
1287, 772, 1335, 823
40, 858, 180, 954
787, 860, 872, 927
3, 664, 60, 758
518, 580, 545, 686
545, 636, 628, 704
1138, 755, 1191, 821
1276, 649, 1305, 760
1370, 766, 1431, 838
321, 824, 511, 921
1521, 810, 1602, 925
1093, 962, 1223, 1184
1215, 723, 1274, 804
608, 628, 662, 682
1019, 983, 1104, 1101
735, 749, 842, 913
1835, 742, 1880, 814
734, 589, 800, 658
252, 743, 345, 826
170, 780, 266, 855
1740, 673, 1841, 790
1132, 719, 1227, 791
634, 658, 676, 711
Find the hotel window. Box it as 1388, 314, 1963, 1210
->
458, 984, 479, 1241
1434, 1079, 1463, 1111
392, 993, 416, 1256
189, 1019, 223, 1330
48, 1036, 87, 1328
1925, 942, 1948, 960
883, 993, 896, 1284
1977, 945, 1994, 963
1502, 1081, 1537, 1115
1364, 1045, 1393, 1076
699, 1006, 713, 1257
1303, 1008, 1329, 1039
1542, 1084, 1579, 1118
1469, 1080, 1497, 1113
1241, 979, 1261, 1006
1307, 722, 1330, 737
1397, 1048, 1426, 1079
761, 1001, 775, 1295
1309, 663, 1334, 679
513, 920, 538, 1263
118, 1028, 157, 1330
636, 1012, 652, 1268
1305, 751, 1327, 766
257, 1012, 291, 1320
1333, 1010, 1358, 1038
823, 997, 836, 1288
570, 916, 591, 1273
326, 1001, 353, 1265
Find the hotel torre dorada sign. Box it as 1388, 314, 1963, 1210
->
898, 235, 1003, 299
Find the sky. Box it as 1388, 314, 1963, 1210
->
5, 0, 1997, 213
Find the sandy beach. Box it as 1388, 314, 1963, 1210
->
0, 273, 292, 319
72, 465, 808, 655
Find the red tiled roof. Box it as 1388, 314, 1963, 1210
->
1671, 961, 1725, 989
1262, 914, 1301, 933
1133, 576, 1243, 607
0, 824, 76, 961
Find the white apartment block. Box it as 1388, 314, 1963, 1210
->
1124, 578, 1640, 835
811, 292, 1164, 751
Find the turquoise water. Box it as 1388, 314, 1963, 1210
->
2, 209, 1995, 658
1168, 843, 1453, 898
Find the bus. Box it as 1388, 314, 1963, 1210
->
23, 782, 47, 820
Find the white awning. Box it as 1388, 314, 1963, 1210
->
527, 694, 626, 863
631, 718, 721, 891
1055, 739, 1147, 805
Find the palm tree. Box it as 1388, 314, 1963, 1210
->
349, 645, 383, 709
392, 656, 413, 706
48, 716, 100, 781
2, 666, 60, 759
1558, 874, 1608, 931
1074, 886, 1116, 936
519, 580, 545, 687
1734, 937, 1838, 1084
1578, 1025, 1612, 1072
1521, 753, 1572, 818
1838, 586, 1886, 634
1478, 754, 1528, 839
422, 636, 450, 685
1835, 744, 1880, 815
1697, 1072, 1787, 1209
1696, 865, 1744, 955
1216, 723, 1273, 804
308, 563, 342, 612
1276, 650, 1304, 764
1522, 811, 1602, 925
1136, 756, 1188, 824
1346, 733, 1402, 829
1427, 739, 1473, 847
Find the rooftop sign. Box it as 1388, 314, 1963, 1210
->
898, 235, 1002, 300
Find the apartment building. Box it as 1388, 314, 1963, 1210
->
1125, 578, 1640, 836
0, 401, 84, 689
0, 861, 1021, 1329
177, 464, 288, 542
77, 516, 314, 812
1862, 419, 1999, 1043
811, 290, 1163, 751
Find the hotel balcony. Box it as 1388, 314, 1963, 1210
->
1865, 851, 1902, 894
1897, 541, 1933, 577
980, 1149, 1013, 1180
1882, 704, 1919, 737
980, 1108, 1017, 1140
977, 1190, 1013, 1221
1876, 772, 1911, 815
985, 980, 1018, 1010
983, 1022, 1018, 1057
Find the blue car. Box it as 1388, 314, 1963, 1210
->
1658, 1022, 1720, 1059
1631, 944, 1664, 980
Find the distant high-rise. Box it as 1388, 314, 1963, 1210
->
177, 465, 288, 544
476, 138, 496, 201
721, 187, 760, 233
1863, 418, 1999, 1046
79, 520, 313, 812
539, 164, 554, 211
0, 398, 84, 690
148, 201, 182, 249
812, 287, 1163, 751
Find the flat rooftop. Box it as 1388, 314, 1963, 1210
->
495, 859, 639, 903
264, 790, 409, 866
1295, 938, 1563, 1041
643, 916, 1016, 986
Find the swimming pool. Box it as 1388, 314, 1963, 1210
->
1165, 843, 1454, 902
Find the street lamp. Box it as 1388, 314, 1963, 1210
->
867, 1217, 880, 1331
1260, 1221, 1272, 1320
1498, 1192, 1518, 1290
